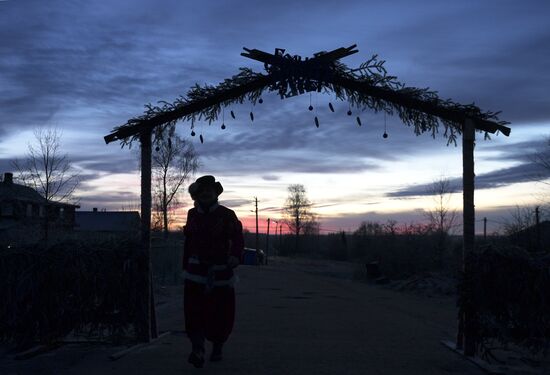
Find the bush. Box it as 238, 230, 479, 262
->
463, 244, 550, 355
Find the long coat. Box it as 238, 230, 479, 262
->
182, 203, 244, 344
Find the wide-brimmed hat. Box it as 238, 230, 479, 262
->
188, 175, 223, 200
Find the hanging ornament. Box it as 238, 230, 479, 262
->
221, 123, 226, 130
191, 130, 196, 137
230, 110, 236, 119
328, 102, 335, 112
356, 116, 362, 126
250, 112, 254, 122
383, 112, 389, 139
314, 116, 319, 128
258, 98, 263, 104
200, 134, 204, 144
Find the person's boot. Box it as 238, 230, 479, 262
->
189, 339, 205, 368
210, 342, 223, 362
188, 348, 205, 368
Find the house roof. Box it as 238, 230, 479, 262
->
0, 179, 78, 208
75, 211, 140, 232
0, 180, 48, 204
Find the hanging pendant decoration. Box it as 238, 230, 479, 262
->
200, 134, 204, 144
230, 110, 236, 119
328, 102, 335, 112
356, 116, 362, 126
314, 116, 319, 128
383, 112, 389, 139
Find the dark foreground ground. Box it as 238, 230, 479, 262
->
1, 257, 488, 374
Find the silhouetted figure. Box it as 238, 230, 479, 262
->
182, 175, 244, 368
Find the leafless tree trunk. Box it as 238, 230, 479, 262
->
283, 184, 316, 253
152, 134, 199, 238
503, 205, 536, 236
425, 177, 457, 268
13, 127, 80, 203
12, 127, 80, 242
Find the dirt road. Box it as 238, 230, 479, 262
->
1, 257, 481, 374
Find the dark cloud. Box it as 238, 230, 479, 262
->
478, 138, 548, 163
386, 162, 547, 198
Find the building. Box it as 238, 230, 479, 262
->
75, 208, 140, 239
0, 172, 79, 245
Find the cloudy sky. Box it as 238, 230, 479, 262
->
1, 0, 549, 234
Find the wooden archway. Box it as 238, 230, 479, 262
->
104, 45, 511, 356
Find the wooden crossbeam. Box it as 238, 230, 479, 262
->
330, 74, 511, 135
104, 74, 276, 144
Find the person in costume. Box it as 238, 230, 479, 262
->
182, 175, 244, 368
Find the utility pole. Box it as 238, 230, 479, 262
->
535, 206, 540, 251
483, 217, 487, 240
254, 197, 259, 255
266, 218, 270, 265
279, 224, 282, 253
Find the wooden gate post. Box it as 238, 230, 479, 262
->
137, 128, 157, 342
459, 118, 477, 356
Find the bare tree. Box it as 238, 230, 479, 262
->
425, 177, 457, 268
283, 184, 316, 252
502, 205, 536, 236
13, 127, 79, 203
151, 134, 199, 238
425, 177, 457, 235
